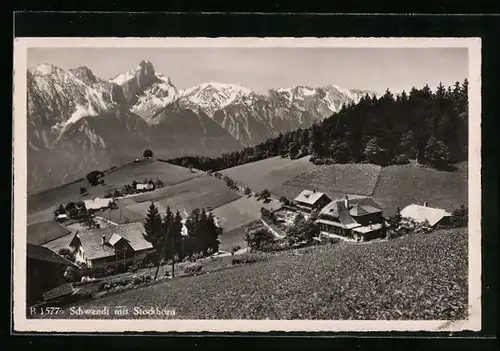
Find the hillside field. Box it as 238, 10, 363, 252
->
213, 196, 282, 251
27, 155, 468, 251
222, 157, 467, 217
217, 225, 250, 252
373, 162, 468, 216
91, 175, 242, 225
273, 163, 382, 200
47, 228, 468, 320
27, 159, 201, 215
220, 156, 313, 195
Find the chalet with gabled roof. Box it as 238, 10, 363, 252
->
69, 222, 154, 271
293, 189, 331, 214
315, 195, 387, 242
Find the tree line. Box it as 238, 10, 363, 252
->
143, 202, 221, 268
168, 80, 468, 171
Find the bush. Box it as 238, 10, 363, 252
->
245, 228, 275, 251
260, 240, 289, 253
326, 237, 341, 245
58, 248, 76, 263
309, 209, 320, 221
184, 263, 203, 274
63, 266, 81, 282
286, 220, 319, 246
312, 157, 326, 165
143, 149, 153, 158
279, 196, 289, 205
231, 253, 267, 265
260, 207, 272, 219
413, 219, 434, 235
393, 154, 410, 165
97, 281, 107, 292
244, 187, 252, 196
450, 204, 468, 227
223, 176, 235, 188
425, 136, 451, 168
86, 170, 104, 186
231, 245, 242, 255
258, 189, 271, 201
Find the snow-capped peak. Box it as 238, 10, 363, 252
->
110, 59, 159, 86
110, 65, 142, 85
181, 82, 253, 116
30, 63, 59, 76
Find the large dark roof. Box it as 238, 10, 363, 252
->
294, 190, 329, 205
318, 196, 384, 229
27, 220, 72, 246
73, 222, 154, 260
27, 244, 77, 267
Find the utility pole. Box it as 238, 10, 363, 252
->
171, 226, 175, 279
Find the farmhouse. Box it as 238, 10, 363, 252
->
400, 203, 452, 227
26, 243, 78, 305
69, 222, 154, 270
315, 195, 387, 242
293, 190, 331, 214
84, 197, 115, 212
136, 183, 154, 191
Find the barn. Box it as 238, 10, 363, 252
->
26, 244, 78, 306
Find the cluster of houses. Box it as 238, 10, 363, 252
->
27, 203, 212, 306
26, 218, 156, 306
27, 182, 453, 306
291, 189, 452, 242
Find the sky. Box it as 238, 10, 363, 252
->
27, 47, 468, 95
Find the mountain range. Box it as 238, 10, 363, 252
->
26, 60, 376, 194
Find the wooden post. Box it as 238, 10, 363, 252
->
154, 219, 172, 282
171, 232, 175, 279
154, 229, 167, 282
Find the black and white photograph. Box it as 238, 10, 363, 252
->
13, 37, 481, 333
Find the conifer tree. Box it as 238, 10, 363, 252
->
143, 202, 163, 254
165, 81, 468, 172
364, 137, 388, 165
309, 123, 324, 157
161, 206, 174, 260
424, 136, 451, 168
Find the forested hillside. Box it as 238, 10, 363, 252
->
168, 80, 468, 172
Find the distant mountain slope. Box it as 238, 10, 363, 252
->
148, 101, 244, 157
27, 158, 203, 219
26, 60, 374, 193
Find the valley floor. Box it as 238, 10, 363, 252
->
37, 228, 468, 320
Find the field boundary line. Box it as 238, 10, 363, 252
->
369, 166, 383, 196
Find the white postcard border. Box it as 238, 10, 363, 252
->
12, 37, 482, 333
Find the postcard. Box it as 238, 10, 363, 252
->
13, 37, 481, 333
